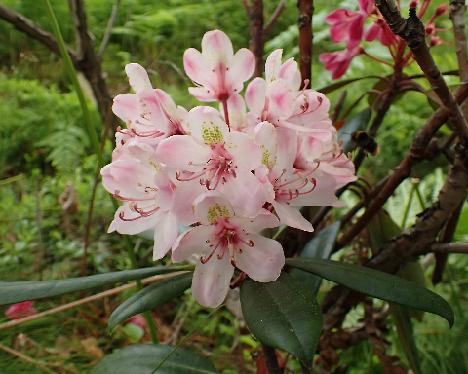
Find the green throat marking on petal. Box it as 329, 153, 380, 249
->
202, 123, 224, 145
207, 204, 231, 224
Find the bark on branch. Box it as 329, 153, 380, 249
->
375, 0, 468, 139
338, 83, 468, 247
449, 0, 468, 82
297, 0, 313, 88
0, 4, 79, 64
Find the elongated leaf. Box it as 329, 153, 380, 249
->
109, 273, 192, 330
390, 304, 422, 374
91, 344, 216, 374
240, 273, 322, 364
318, 75, 381, 94
337, 108, 371, 153
291, 221, 341, 294
286, 258, 454, 326
0, 266, 190, 305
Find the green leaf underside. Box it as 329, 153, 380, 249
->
90, 344, 216, 374
286, 258, 454, 327
240, 273, 322, 364
0, 266, 190, 305
337, 108, 372, 153
108, 272, 193, 330
291, 221, 341, 294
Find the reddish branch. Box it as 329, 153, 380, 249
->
375, 0, 468, 140
297, 0, 313, 88
337, 72, 468, 248
244, 0, 286, 77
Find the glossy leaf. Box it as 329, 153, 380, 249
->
0, 266, 190, 305
286, 258, 454, 327
240, 273, 322, 364
108, 272, 192, 330
337, 108, 371, 153
91, 344, 216, 374
291, 221, 341, 294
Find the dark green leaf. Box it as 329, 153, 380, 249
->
318, 75, 381, 94
291, 222, 341, 294
108, 273, 192, 330
286, 258, 454, 327
91, 344, 216, 374
0, 266, 190, 305
390, 304, 422, 374
240, 273, 322, 364
337, 108, 371, 153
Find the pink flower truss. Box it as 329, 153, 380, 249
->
320, 0, 448, 79
102, 30, 356, 307
5, 301, 36, 319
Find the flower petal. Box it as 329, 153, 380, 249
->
153, 212, 178, 260
192, 255, 234, 307
245, 77, 266, 115
108, 204, 156, 235
125, 63, 152, 93
235, 234, 285, 282
183, 48, 214, 88
265, 49, 283, 83
171, 225, 214, 262
226, 48, 255, 91
271, 201, 314, 232
201, 29, 234, 66
155, 135, 210, 171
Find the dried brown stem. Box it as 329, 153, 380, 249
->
431, 242, 468, 254
0, 343, 54, 374
297, 0, 313, 87
261, 344, 283, 374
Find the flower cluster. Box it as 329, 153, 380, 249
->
320, 0, 449, 79
101, 30, 356, 307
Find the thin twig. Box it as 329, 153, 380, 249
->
245, 0, 264, 77
0, 343, 54, 374
0, 273, 181, 330
264, 0, 286, 37
98, 0, 121, 57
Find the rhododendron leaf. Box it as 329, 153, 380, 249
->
108, 273, 192, 330
240, 273, 322, 364
337, 108, 371, 153
291, 221, 341, 294
91, 344, 216, 374
286, 258, 454, 327
0, 266, 190, 305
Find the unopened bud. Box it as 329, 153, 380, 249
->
434, 4, 448, 17
409, 0, 418, 9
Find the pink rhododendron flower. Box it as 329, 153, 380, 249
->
319, 46, 363, 80
172, 193, 284, 307
326, 0, 373, 48
365, 19, 397, 46
103, 30, 356, 308
126, 315, 147, 330
183, 30, 254, 103
5, 301, 36, 319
